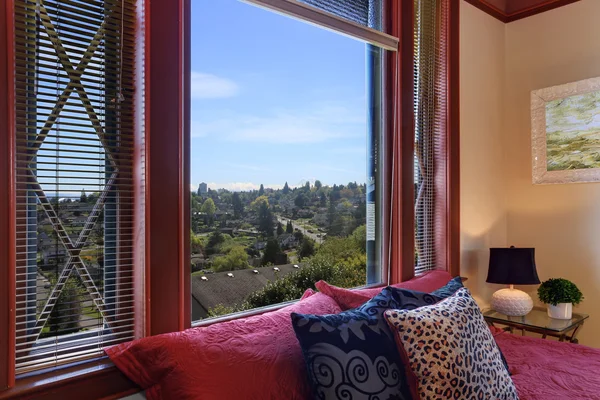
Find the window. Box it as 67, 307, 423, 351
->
13, 0, 141, 373
1, 0, 457, 395
189, 0, 394, 321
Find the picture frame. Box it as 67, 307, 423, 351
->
531, 76, 600, 184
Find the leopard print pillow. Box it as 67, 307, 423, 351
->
384, 288, 519, 400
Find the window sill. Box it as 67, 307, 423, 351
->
0, 357, 140, 400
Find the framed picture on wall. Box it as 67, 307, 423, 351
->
531, 76, 600, 184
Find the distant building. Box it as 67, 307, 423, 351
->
198, 182, 208, 196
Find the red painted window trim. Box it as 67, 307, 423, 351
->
388, 0, 460, 283
146, 0, 191, 336
1, 0, 15, 392
387, 0, 416, 285
433, 0, 460, 277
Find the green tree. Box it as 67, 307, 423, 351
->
286, 220, 294, 234
258, 184, 265, 196
191, 231, 203, 254
232, 192, 244, 218
276, 222, 284, 236
314, 180, 322, 190
282, 181, 290, 194
294, 194, 306, 208
201, 198, 217, 218
212, 245, 249, 272
293, 230, 304, 241
43, 276, 85, 337
299, 238, 316, 259
250, 195, 269, 212
262, 238, 283, 265
320, 192, 327, 207
327, 195, 337, 225
304, 181, 311, 192
206, 230, 226, 255
258, 201, 274, 236
80, 189, 87, 203
350, 224, 367, 253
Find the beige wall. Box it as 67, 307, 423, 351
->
459, 2, 508, 306
461, 0, 600, 347
504, 0, 600, 347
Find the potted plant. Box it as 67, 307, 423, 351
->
537, 278, 583, 320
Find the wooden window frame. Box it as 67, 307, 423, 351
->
0, 0, 190, 397
0, 0, 456, 397
388, 0, 460, 284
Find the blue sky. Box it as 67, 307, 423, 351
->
191, 0, 368, 192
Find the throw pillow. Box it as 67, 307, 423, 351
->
384, 288, 519, 400
291, 287, 443, 400
315, 270, 457, 310
105, 292, 342, 400
429, 276, 463, 298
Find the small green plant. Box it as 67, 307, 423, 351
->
537, 278, 583, 306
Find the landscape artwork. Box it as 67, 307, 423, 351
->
531, 76, 600, 184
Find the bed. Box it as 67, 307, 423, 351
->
494, 328, 600, 399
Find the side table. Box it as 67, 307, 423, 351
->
483, 306, 589, 344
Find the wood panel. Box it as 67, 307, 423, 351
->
147, 0, 191, 335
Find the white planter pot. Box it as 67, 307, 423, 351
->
547, 303, 573, 320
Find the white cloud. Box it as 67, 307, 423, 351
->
192, 103, 365, 144
206, 182, 285, 192
190, 72, 239, 99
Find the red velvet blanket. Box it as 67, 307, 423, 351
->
495, 330, 600, 399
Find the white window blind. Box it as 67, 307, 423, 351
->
14, 0, 140, 374
414, 0, 446, 274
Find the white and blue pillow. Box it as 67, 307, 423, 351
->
291, 287, 444, 400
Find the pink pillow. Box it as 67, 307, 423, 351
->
105, 292, 341, 400
315, 270, 454, 310
300, 288, 315, 299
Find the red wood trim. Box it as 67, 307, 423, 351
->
433, 0, 460, 277
504, 0, 580, 22
463, 0, 580, 23
0, 359, 140, 400
146, 0, 189, 335
388, 0, 415, 284
462, 0, 509, 22
447, 0, 461, 277
1, 0, 16, 391
181, 0, 191, 329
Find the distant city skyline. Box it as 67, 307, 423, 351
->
191, 0, 368, 193
193, 178, 367, 193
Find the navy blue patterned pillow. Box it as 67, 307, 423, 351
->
430, 275, 464, 298
291, 287, 442, 400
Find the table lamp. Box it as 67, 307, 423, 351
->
487, 247, 540, 316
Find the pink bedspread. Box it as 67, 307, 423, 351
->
495, 330, 600, 399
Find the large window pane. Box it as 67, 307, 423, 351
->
190, 0, 385, 321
